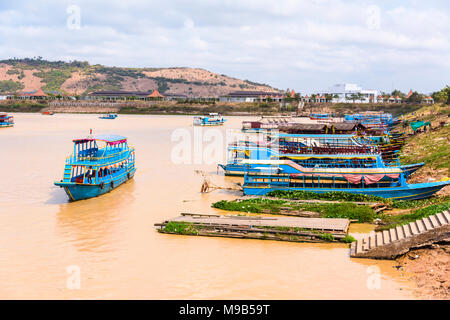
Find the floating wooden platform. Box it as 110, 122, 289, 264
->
155, 213, 350, 243
350, 211, 450, 259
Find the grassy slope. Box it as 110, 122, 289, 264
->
397, 104, 450, 182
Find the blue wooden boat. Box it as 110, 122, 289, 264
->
99, 113, 118, 119
241, 160, 449, 200
0, 113, 14, 128
219, 135, 423, 177
193, 113, 226, 126
54, 134, 136, 201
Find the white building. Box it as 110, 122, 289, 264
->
322, 84, 378, 103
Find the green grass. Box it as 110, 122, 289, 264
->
399, 125, 450, 169
212, 198, 375, 222
391, 195, 450, 209
319, 233, 335, 241
266, 190, 387, 203
341, 235, 356, 243
378, 201, 450, 230
160, 222, 199, 235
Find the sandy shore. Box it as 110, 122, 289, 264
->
396, 243, 450, 299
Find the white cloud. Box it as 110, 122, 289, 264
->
0, 0, 448, 92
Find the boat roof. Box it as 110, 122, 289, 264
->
73, 134, 127, 145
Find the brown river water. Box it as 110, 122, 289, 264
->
0, 113, 416, 299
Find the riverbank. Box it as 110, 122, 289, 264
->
395, 243, 450, 299
0, 99, 430, 116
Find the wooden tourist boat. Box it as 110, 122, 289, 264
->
99, 113, 118, 119
218, 138, 423, 177
0, 113, 14, 128
193, 113, 226, 126
54, 134, 136, 201
241, 160, 449, 200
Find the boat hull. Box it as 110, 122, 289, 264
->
221, 162, 426, 177
55, 168, 136, 201
243, 180, 449, 200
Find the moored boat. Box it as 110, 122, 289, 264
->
99, 113, 118, 119
241, 159, 449, 200
42, 111, 54, 115
0, 113, 14, 127
193, 113, 226, 126
54, 134, 136, 201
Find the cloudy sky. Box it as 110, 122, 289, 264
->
0, 0, 449, 93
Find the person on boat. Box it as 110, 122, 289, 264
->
87, 166, 93, 183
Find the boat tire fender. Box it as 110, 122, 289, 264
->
111, 181, 114, 189
100, 182, 104, 189
127, 172, 130, 180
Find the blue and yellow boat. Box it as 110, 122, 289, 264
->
241, 159, 449, 200
54, 134, 136, 201
0, 113, 14, 128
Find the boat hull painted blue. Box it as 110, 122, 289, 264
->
221, 162, 426, 177
55, 168, 136, 201
243, 180, 449, 200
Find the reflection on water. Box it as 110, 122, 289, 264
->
56, 179, 136, 253
0, 113, 415, 299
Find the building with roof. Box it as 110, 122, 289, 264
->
219, 90, 284, 102
19, 89, 48, 99
88, 90, 187, 101
317, 83, 378, 103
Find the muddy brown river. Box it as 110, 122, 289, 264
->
0, 113, 416, 299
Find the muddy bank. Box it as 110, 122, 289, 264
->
396, 243, 450, 299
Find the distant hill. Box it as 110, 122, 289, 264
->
0, 58, 279, 97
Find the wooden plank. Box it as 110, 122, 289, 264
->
169, 214, 350, 233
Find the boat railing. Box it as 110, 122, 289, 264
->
278, 145, 378, 155
66, 147, 135, 165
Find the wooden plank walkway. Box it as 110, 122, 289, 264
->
171, 213, 350, 233
155, 213, 350, 243
350, 211, 450, 259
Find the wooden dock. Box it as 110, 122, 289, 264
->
155, 213, 350, 243
350, 211, 450, 259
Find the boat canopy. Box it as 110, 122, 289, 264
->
73, 134, 128, 145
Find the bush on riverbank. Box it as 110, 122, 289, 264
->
0, 103, 47, 112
